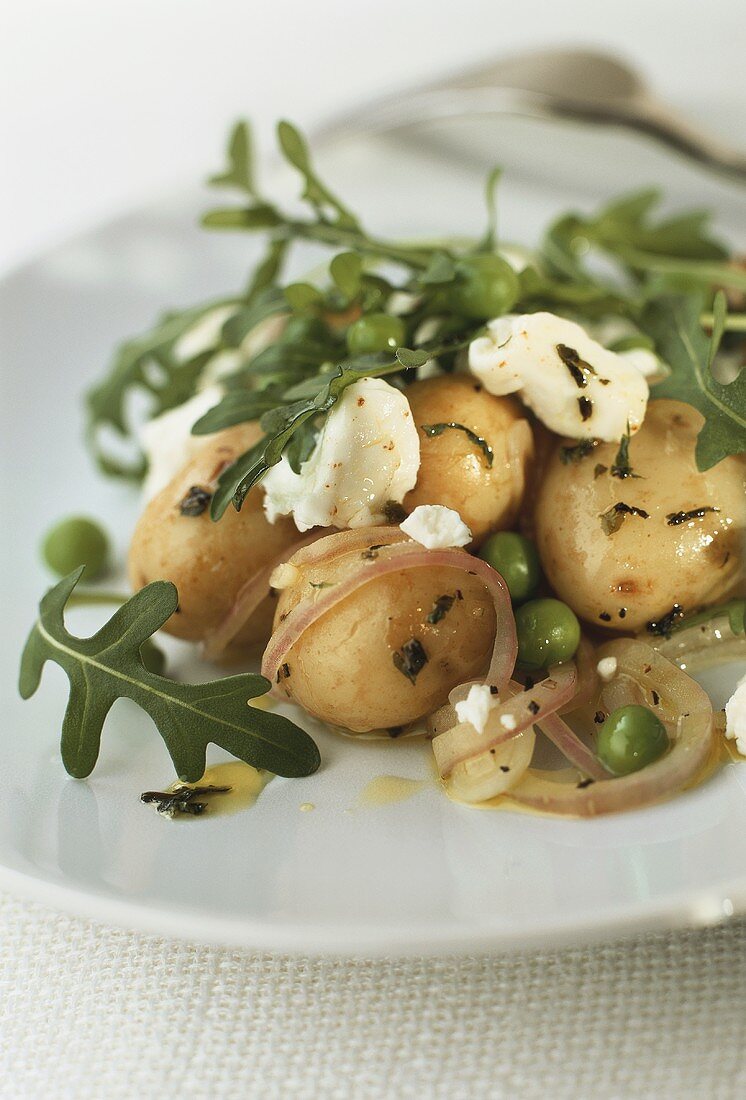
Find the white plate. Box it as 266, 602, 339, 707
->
1, 117, 745, 955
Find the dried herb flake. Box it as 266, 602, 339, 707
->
392, 638, 428, 684
420, 422, 494, 467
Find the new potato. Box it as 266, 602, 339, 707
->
128, 423, 299, 648
273, 536, 497, 732
403, 375, 533, 546
534, 400, 746, 631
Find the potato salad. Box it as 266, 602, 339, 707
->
22, 120, 746, 818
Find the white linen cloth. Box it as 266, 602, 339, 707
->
1, 890, 744, 1099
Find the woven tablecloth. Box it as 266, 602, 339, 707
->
1, 890, 743, 1099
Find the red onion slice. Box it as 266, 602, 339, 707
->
261, 537, 516, 693
536, 712, 610, 782
509, 639, 714, 817
433, 666, 577, 778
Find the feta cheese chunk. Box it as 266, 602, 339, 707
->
468, 312, 649, 441
140, 385, 223, 500
597, 657, 618, 682
400, 505, 472, 549
455, 684, 498, 734
725, 674, 746, 756
262, 377, 420, 532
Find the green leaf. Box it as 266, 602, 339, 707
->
641, 294, 746, 470
284, 282, 323, 312
192, 389, 284, 435
220, 286, 286, 348
86, 299, 238, 478
419, 251, 456, 285
202, 204, 282, 230
277, 120, 360, 228
395, 347, 430, 368
330, 252, 363, 299
19, 569, 320, 781
208, 120, 256, 195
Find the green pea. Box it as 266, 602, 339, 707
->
346, 313, 406, 356
42, 516, 109, 579
597, 705, 669, 776
479, 532, 541, 603
450, 254, 519, 320
140, 639, 167, 676
515, 597, 580, 670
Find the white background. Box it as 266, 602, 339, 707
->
2, 0, 744, 273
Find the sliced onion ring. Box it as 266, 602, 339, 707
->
262, 536, 517, 693
432, 666, 577, 778
508, 639, 714, 818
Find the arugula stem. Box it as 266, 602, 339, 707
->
701, 311, 746, 333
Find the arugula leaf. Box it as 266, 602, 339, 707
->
19, 569, 320, 781
642, 293, 746, 469
86, 299, 238, 478
208, 120, 257, 195
277, 120, 360, 229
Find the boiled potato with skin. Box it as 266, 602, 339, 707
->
129, 423, 299, 648
534, 400, 746, 632
272, 534, 497, 732
403, 375, 533, 546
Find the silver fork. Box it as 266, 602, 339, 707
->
316, 48, 746, 184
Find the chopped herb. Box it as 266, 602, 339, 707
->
664, 597, 745, 637
576, 778, 595, 789
276, 662, 291, 683
141, 784, 232, 818
556, 343, 596, 387
594, 463, 608, 478
599, 611, 612, 622
600, 501, 650, 535
618, 608, 627, 619
666, 506, 721, 526
383, 500, 407, 524
392, 638, 428, 684
489, 685, 499, 695
578, 396, 593, 421
420, 422, 494, 467
179, 485, 213, 516
527, 700, 540, 715
362, 544, 386, 560
500, 765, 511, 773
594, 711, 605, 724
646, 603, 685, 637
651, 690, 660, 706
308, 581, 334, 589
610, 429, 640, 479
560, 439, 598, 465
427, 594, 456, 624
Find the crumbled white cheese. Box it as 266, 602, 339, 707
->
468, 312, 649, 441
139, 385, 223, 500
269, 563, 300, 590
262, 377, 420, 532
499, 713, 517, 730
400, 505, 472, 549
597, 656, 618, 682
725, 674, 746, 756
455, 684, 498, 734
